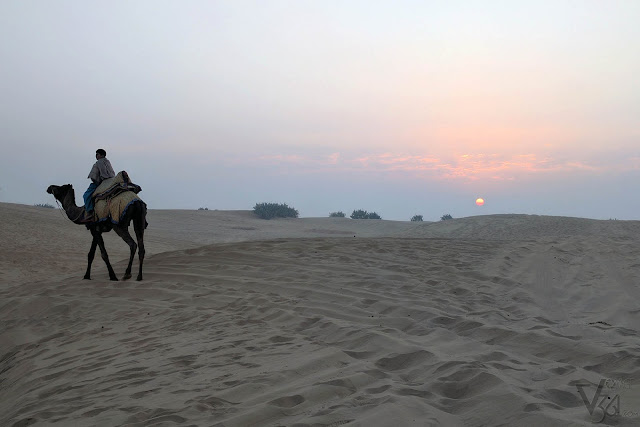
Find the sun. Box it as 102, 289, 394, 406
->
475, 198, 485, 206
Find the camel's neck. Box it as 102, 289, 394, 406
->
59, 187, 87, 224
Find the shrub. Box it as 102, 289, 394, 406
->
329, 211, 346, 218
198, 207, 209, 211
253, 202, 299, 220
350, 209, 368, 219
350, 209, 382, 219
411, 215, 423, 222
35, 203, 54, 208
441, 214, 453, 221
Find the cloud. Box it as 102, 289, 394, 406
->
243, 150, 636, 182
258, 154, 308, 163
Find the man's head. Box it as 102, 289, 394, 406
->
96, 149, 107, 159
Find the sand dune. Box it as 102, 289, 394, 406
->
2, 202, 640, 426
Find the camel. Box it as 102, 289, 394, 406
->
46, 184, 147, 281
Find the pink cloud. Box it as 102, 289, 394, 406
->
243, 150, 636, 182
258, 154, 307, 163
327, 152, 340, 164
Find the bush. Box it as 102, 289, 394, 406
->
350, 209, 382, 220
198, 207, 209, 211
253, 202, 299, 220
441, 214, 453, 221
350, 209, 368, 219
35, 203, 54, 208
329, 211, 346, 217
411, 215, 423, 222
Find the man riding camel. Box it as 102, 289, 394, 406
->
84, 149, 115, 213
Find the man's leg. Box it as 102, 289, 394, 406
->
83, 182, 98, 212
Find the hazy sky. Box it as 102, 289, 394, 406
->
2, 1, 639, 220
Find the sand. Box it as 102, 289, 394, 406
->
1, 202, 640, 426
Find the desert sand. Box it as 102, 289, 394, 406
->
2, 202, 640, 426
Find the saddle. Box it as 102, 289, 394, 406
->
93, 171, 142, 201
86, 171, 144, 225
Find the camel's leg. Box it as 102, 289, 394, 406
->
133, 212, 146, 281
84, 236, 99, 280
95, 231, 118, 281
113, 225, 136, 281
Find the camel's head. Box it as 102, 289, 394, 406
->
46, 184, 73, 201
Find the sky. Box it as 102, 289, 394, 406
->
1, 0, 639, 221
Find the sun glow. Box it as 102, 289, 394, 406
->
476, 198, 485, 206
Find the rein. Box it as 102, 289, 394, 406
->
54, 199, 69, 220
54, 195, 84, 223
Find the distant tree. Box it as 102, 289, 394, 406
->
329, 211, 346, 217
34, 203, 54, 209
198, 207, 209, 210
351, 209, 369, 219
253, 202, 299, 219
411, 214, 423, 222
350, 209, 381, 219
441, 214, 453, 221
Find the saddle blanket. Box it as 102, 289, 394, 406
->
94, 191, 143, 224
